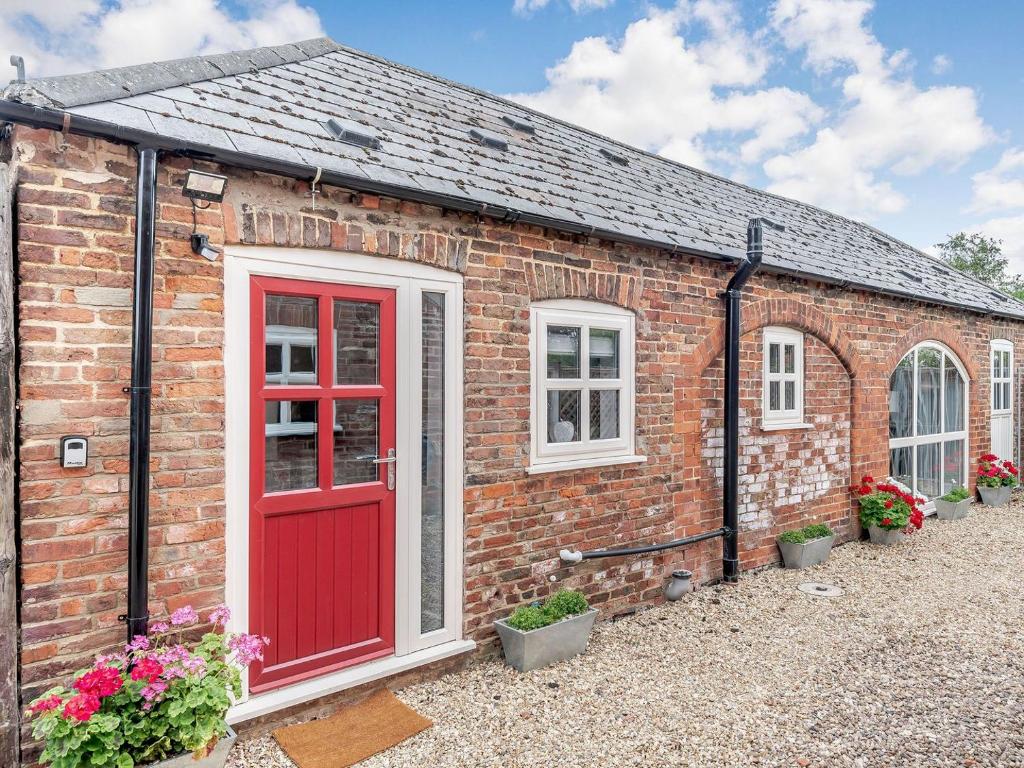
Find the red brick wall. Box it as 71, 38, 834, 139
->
10, 127, 1024, 727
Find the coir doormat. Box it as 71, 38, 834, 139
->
272, 689, 432, 768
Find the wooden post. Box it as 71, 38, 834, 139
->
0, 156, 19, 765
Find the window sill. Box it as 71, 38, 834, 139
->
526, 454, 647, 475
760, 422, 814, 432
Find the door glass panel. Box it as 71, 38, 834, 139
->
768, 343, 780, 374
784, 344, 796, 374
1004, 382, 1012, 411
916, 442, 941, 499
333, 400, 379, 485
265, 400, 317, 493
334, 300, 379, 385
916, 347, 941, 436
589, 329, 619, 379
784, 381, 796, 411
769, 381, 780, 412
889, 353, 913, 438
547, 390, 581, 443
547, 326, 580, 378
421, 292, 445, 634
943, 439, 964, 494
890, 446, 912, 490
265, 295, 317, 386
944, 361, 964, 431
589, 389, 620, 440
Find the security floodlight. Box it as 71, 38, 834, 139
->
181, 169, 227, 203
190, 233, 221, 262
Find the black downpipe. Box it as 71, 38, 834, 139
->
125, 147, 158, 641
722, 218, 784, 583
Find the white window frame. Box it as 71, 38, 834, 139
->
991, 339, 1013, 414
887, 341, 969, 504
762, 326, 805, 429
528, 300, 643, 473
264, 325, 318, 436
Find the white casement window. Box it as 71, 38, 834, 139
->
762, 326, 805, 428
528, 300, 642, 473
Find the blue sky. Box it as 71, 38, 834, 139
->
5, 0, 1024, 269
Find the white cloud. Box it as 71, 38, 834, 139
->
931, 54, 952, 75
510, 0, 992, 223
509, 1, 823, 170
514, 0, 614, 14
0, 0, 323, 78
764, 0, 991, 218
967, 148, 1024, 215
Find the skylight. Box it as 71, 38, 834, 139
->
324, 118, 381, 150
502, 115, 536, 134
600, 147, 629, 167
469, 127, 509, 151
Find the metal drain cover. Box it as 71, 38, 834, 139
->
797, 582, 844, 598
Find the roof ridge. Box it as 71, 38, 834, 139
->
4, 37, 342, 109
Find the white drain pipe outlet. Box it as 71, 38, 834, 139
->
559, 549, 584, 564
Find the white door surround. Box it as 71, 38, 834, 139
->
223, 246, 471, 721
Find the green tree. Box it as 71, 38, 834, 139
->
935, 232, 1024, 298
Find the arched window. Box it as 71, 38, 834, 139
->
888, 342, 968, 500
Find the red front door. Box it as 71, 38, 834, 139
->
248, 276, 396, 693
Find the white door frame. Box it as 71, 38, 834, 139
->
991, 339, 1014, 460
223, 246, 471, 721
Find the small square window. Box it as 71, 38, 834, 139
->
530, 301, 638, 471
763, 327, 804, 428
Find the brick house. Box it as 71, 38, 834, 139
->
0, 37, 1022, 759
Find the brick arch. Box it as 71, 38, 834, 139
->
688, 297, 864, 377
882, 320, 979, 382
525, 262, 644, 311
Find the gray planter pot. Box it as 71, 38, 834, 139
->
147, 728, 237, 768
778, 534, 835, 569
868, 525, 906, 545
978, 485, 1013, 508
495, 608, 598, 672
934, 497, 972, 520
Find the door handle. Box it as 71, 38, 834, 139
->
358, 448, 396, 490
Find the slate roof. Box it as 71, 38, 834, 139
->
6, 37, 1024, 320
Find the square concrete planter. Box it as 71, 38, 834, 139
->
978, 485, 1013, 508
778, 534, 835, 569
868, 525, 906, 545
495, 608, 598, 672
934, 497, 972, 520
147, 728, 236, 768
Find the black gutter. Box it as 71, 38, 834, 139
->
123, 147, 157, 641
559, 527, 727, 562
721, 218, 783, 583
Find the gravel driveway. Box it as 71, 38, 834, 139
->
230, 501, 1024, 767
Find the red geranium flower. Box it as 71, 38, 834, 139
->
981, 453, 998, 462
861, 475, 875, 484
881, 517, 893, 527
63, 693, 101, 722
29, 695, 62, 715
858, 484, 872, 496
73, 666, 123, 699
884, 499, 894, 509
130, 658, 163, 684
